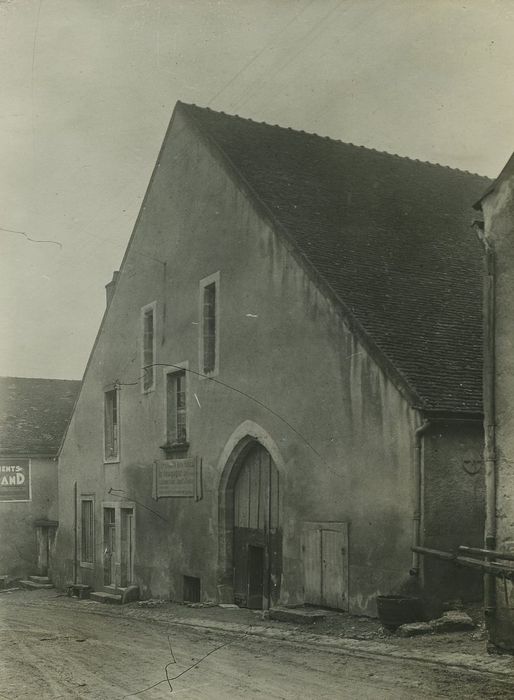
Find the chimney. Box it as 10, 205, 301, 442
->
105, 271, 119, 306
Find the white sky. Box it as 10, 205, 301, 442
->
1, 0, 514, 380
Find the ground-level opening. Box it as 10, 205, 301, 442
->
183, 575, 201, 603
102, 502, 135, 590
35, 520, 58, 577
221, 439, 282, 610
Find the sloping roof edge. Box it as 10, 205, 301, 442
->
58, 107, 184, 456
177, 101, 425, 412
474, 151, 514, 209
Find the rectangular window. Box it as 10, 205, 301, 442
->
104, 389, 119, 461
203, 283, 216, 373
166, 370, 187, 444
199, 273, 219, 376
80, 498, 94, 565
142, 303, 156, 391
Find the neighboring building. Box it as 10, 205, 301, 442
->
55, 103, 489, 615
0, 377, 80, 579
474, 154, 514, 652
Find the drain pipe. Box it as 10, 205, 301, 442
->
410, 419, 431, 576
73, 481, 78, 584
483, 240, 497, 617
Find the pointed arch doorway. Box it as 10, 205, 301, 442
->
219, 438, 282, 610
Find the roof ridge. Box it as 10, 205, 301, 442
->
177, 101, 491, 180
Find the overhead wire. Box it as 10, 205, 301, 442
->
207, 0, 318, 108
231, 0, 348, 115
116, 362, 322, 459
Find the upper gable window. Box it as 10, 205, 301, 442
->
104, 389, 119, 462
166, 369, 187, 445
199, 273, 219, 377
141, 302, 156, 392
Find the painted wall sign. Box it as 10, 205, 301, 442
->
153, 457, 201, 499
0, 458, 31, 502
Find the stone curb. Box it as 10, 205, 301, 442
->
129, 614, 514, 679
36, 594, 514, 680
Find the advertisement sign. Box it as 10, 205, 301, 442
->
0, 458, 31, 502
153, 457, 200, 499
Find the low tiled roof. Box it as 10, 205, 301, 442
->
179, 103, 491, 414
0, 377, 81, 456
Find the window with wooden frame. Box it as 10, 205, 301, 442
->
141, 302, 156, 392
166, 369, 188, 446
104, 388, 119, 462
80, 497, 95, 566
199, 273, 219, 376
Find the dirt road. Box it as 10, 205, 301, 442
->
1, 590, 513, 699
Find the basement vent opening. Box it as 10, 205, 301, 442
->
183, 575, 201, 603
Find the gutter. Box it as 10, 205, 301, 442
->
73, 481, 78, 585
410, 419, 431, 576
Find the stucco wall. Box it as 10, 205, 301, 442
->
0, 457, 58, 579
482, 177, 514, 650
55, 110, 475, 615
422, 421, 484, 611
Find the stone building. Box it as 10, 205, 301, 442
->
0, 376, 80, 580
55, 103, 488, 614
474, 153, 514, 652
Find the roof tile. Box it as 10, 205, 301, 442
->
0, 377, 81, 456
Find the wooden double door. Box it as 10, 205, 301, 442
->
302, 522, 349, 610
232, 443, 281, 610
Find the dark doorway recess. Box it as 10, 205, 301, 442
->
183, 575, 201, 603
247, 545, 265, 609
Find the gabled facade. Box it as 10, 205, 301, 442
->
55, 103, 488, 615
0, 377, 80, 579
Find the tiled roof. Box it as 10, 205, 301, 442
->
179, 103, 491, 414
0, 377, 81, 456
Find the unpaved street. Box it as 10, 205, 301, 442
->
1, 591, 513, 699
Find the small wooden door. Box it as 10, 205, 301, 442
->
321, 529, 346, 609
303, 527, 322, 603
36, 527, 50, 576
302, 522, 348, 610
247, 545, 265, 609
104, 508, 116, 586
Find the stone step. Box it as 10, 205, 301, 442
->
29, 575, 51, 584
19, 580, 54, 590
90, 591, 122, 605
269, 606, 327, 624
